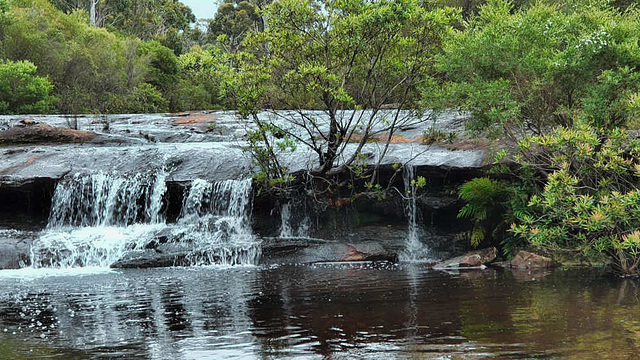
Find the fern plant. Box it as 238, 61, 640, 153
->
458, 177, 503, 247
458, 177, 532, 256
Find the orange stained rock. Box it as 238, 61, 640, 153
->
0, 155, 42, 175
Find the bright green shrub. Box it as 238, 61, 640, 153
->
0, 59, 56, 114
510, 122, 640, 273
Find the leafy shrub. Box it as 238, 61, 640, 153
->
0, 60, 56, 114
510, 122, 640, 273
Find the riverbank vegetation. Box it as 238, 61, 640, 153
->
2, 0, 640, 273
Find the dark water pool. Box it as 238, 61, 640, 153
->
0, 264, 637, 359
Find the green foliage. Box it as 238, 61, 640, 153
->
208, 0, 262, 52
410, 176, 427, 193
50, 0, 196, 53
232, 0, 458, 182
458, 177, 503, 248
458, 177, 501, 221
244, 121, 297, 184
125, 83, 169, 113
457, 176, 533, 254
0, 59, 56, 114
509, 122, 640, 273
177, 45, 231, 110
422, 128, 457, 144
138, 40, 179, 108
431, 0, 640, 138
0, 0, 197, 113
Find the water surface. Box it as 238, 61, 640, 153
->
0, 265, 637, 359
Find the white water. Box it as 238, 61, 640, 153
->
31, 174, 260, 269
279, 202, 311, 238
399, 165, 432, 262
175, 178, 260, 266
48, 171, 167, 227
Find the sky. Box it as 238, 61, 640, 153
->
180, 0, 217, 20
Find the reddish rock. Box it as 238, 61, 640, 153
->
342, 242, 389, 261
172, 113, 220, 125
19, 119, 36, 126
0, 124, 96, 144
434, 247, 497, 269
343, 244, 367, 261
509, 251, 558, 269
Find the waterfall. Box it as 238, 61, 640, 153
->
48, 172, 167, 227
279, 202, 311, 238
399, 165, 432, 262
176, 178, 261, 266
31, 174, 260, 268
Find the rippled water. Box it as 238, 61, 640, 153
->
0, 265, 638, 359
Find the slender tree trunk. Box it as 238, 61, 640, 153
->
89, 0, 97, 27
320, 107, 339, 174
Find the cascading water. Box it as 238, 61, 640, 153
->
48, 171, 168, 227
176, 178, 261, 266
279, 202, 311, 238
30, 173, 260, 268
399, 165, 432, 262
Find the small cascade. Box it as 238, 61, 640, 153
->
31, 224, 166, 268
31, 174, 260, 269
279, 202, 311, 238
399, 165, 432, 262
48, 172, 167, 227
176, 178, 261, 266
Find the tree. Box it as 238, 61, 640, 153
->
430, 0, 640, 141
208, 0, 262, 52
0, 60, 57, 114
229, 0, 458, 181
50, 0, 196, 49
178, 45, 230, 110
443, 0, 640, 272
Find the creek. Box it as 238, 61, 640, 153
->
0, 266, 638, 359
2, 112, 630, 359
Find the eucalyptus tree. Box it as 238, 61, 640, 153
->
208, 0, 262, 52
229, 0, 458, 181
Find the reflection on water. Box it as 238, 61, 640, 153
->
0, 265, 638, 359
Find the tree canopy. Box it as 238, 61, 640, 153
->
228, 0, 458, 178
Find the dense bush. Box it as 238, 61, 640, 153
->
444, 1, 640, 273
509, 122, 640, 273
430, 0, 640, 138
0, 0, 226, 114
0, 59, 56, 114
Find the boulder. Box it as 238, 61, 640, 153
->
508, 250, 558, 269
260, 238, 398, 265
0, 124, 96, 144
433, 247, 497, 269
343, 242, 388, 261
0, 236, 32, 269
111, 251, 187, 269
303, 241, 394, 263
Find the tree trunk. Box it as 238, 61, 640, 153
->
89, 0, 97, 27
320, 110, 339, 174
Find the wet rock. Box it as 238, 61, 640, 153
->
111, 250, 188, 269
417, 196, 460, 210
307, 241, 396, 263
433, 247, 497, 269
508, 251, 558, 269
260, 238, 397, 264
0, 233, 32, 269
0, 124, 96, 144
19, 119, 37, 126
342, 242, 388, 261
